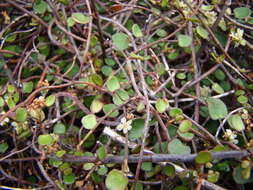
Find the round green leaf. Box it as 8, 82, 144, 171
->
90, 98, 104, 113
162, 164, 175, 177
15, 107, 27, 122
71, 13, 90, 24
168, 139, 191, 155
112, 32, 129, 50
234, 7, 251, 19
83, 163, 94, 170
179, 120, 192, 133
228, 114, 245, 131
141, 162, 152, 171
0, 97, 4, 107
178, 34, 192, 47
212, 83, 224, 94
0, 142, 9, 153
177, 131, 194, 142
97, 166, 108, 176
23, 82, 34, 93
195, 151, 212, 164
237, 95, 248, 104
207, 98, 228, 120
96, 145, 107, 160
105, 169, 128, 190
102, 66, 113, 76
129, 119, 145, 140
56, 150, 66, 157
196, 26, 209, 39
45, 94, 56, 107
169, 108, 183, 118
103, 104, 119, 118
81, 114, 97, 129
155, 98, 169, 113
33, 0, 47, 14
106, 76, 120, 92
63, 173, 75, 185
91, 73, 103, 86
53, 123, 66, 134
116, 89, 129, 101
38, 134, 54, 146
214, 69, 225, 81
132, 24, 143, 38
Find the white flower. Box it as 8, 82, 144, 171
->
230, 28, 246, 47
0, 111, 9, 126
116, 117, 132, 134
223, 129, 238, 144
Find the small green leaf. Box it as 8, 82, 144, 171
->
196, 26, 209, 39
176, 72, 186, 80
169, 108, 183, 117
212, 83, 224, 94
106, 169, 128, 190
45, 94, 56, 107
116, 89, 129, 101
71, 13, 90, 24
23, 82, 34, 93
156, 29, 167, 37
0, 142, 9, 153
141, 162, 152, 171
53, 123, 66, 134
162, 164, 175, 177
0, 97, 4, 107
178, 34, 192, 47
228, 114, 245, 131
155, 98, 169, 113
96, 145, 107, 160
214, 69, 225, 81
67, 17, 76, 27
90, 98, 104, 113
63, 173, 75, 185
237, 95, 248, 104
177, 131, 194, 142
81, 114, 97, 129
7, 84, 16, 93
15, 107, 27, 122
91, 73, 103, 86
103, 104, 119, 118
132, 24, 143, 38
195, 151, 212, 164
207, 98, 228, 120
33, 0, 47, 14
179, 120, 192, 133
106, 76, 120, 92
112, 93, 124, 106
56, 150, 66, 157
207, 170, 220, 183
112, 32, 129, 50
102, 66, 113, 76
168, 139, 191, 155
234, 7, 251, 19
83, 163, 94, 170
97, 166, 108, 176
129, 119, 145, 140
38, 134, 54, 146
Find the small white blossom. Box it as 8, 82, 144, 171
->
116, 117, 132, 134
230, 28, 246, 47
0, 111, 9, 126
223, 129, 238, 144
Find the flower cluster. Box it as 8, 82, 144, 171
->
116, 117, 132, 134
223, 129, 238, 144
230, 28, 246, 47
